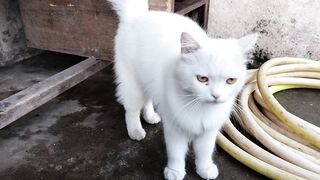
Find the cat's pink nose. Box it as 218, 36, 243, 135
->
211, 93, 221, 100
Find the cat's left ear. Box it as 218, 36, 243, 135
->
238, 33, 258, 53
181, 32, 201, 55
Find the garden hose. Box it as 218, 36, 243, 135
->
217, 57, 320, 179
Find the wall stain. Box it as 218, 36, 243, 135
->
0, 0, 40, 66
248, 46, 272, 69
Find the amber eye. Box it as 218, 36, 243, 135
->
197, 75, 209, 83
226, 78, 237, 85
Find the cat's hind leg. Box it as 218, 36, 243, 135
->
114, 62, 146, 141
142, 99, 161, 124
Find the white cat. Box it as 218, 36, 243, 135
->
108, 0, 257, 179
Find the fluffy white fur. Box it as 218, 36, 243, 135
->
108, 0, 257, 179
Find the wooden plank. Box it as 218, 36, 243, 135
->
203, 0, 210, 29
175, 0, 206, 15
19, 0, 118, 61
149, 0, 174, 12
0, 57, 110, 129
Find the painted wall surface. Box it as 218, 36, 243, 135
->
208, 0, 320, 65
0, 0, 39, 66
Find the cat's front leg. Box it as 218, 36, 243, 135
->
163, 125, 188, 180
193, 130, 219, 179
142, 99, 161, 124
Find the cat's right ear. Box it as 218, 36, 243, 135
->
238, 33, 258, 53
181, 32, 200, 55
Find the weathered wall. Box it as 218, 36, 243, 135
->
0, 0, 39, 67
208, 0, 320, 65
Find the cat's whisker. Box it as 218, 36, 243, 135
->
232, 105, 245, 119
181, 96, 206, 118
177, 94, 197, 97
177, 97, 201, 112
233, 103, 245, 113
181, 99, 203, 120
174, 97, 202, 120
189, 99, 202, 114
231, 103, 248, 131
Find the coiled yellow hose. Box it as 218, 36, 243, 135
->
217, 57, 320, 179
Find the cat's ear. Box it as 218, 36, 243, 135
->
238, 33, 258, 53
181, 32, 200, 54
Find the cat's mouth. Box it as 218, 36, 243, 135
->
204, 99, 224, 104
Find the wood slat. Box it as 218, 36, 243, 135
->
0, 57, 110, 129
19, 0, 118, 61
175, 0, 206, 15
149, 0, 174, 12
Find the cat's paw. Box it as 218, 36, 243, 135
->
196, 164, 219, 179
164, 167, 185, 180
144, 112, 161, 124
128, 128, 146, 141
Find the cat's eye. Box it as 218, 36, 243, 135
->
197, 75, 209, 83
226, 78, 237, 85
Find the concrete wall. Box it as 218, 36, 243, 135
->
0, 0, 39, 67
208, 0, 320, 66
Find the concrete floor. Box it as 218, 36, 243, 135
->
0, 52, 319, 180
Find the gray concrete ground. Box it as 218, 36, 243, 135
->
0, 52, 318, 180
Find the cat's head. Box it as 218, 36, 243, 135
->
175, 32, 257, 105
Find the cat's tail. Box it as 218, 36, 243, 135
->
107, 0, 149, 19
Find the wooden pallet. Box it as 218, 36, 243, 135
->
19, 0, 210, 60
0, 0, 210, 129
